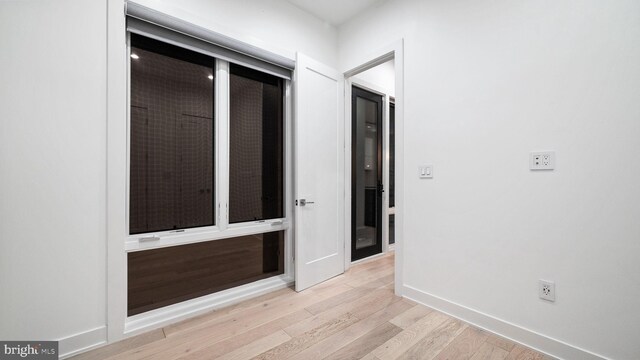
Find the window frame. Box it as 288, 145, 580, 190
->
124, 33, 290, 253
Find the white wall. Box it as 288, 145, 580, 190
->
0, 0, 338, 356
339, 1, 640, 359
0, 0, 108, 350
132, 0, 339, 67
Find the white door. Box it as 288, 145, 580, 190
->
294, 53, 345, 291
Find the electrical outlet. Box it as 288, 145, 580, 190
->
530, 151, 555, 170
539, 280, 555, 302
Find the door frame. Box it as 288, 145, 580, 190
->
342, 39, 405, 297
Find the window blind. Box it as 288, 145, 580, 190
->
126, 1, 294, 79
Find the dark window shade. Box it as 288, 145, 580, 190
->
129, 34, 215, 234
229, 63, 284, 224
127, 231, 284, 316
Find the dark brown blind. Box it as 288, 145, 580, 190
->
128, 231, 284, 316
129, 34, 215, 234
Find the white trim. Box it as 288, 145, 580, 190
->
107, 0, 128, 343
350, 77, 388, 97
402, 285, 608, 360
125, 275, 293, 336
217, 59, 230, 231
58, 326, 107, 359
284, 79, 295, 279
343, 82, 352, 271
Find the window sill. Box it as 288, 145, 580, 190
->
125, 219, 289, 252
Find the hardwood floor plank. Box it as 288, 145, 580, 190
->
433, 326, 489, 360
396, 319, 467, 360
389, 304, 433, 329
309, 256, 393, 292
470, 343, 510, 360
345, 267, 394, 288
153, 310, 312, 360
289, 299, 414, 360
486, 334, 517, 352
163, 284, 336, 337
325, 322, 403, 360
369, 310, 450, 360
252, 312, 360, 360
304, 286, 372, 315
106, 285, 351, 360
162, 287, 293, 336
505, 345, 547, 360
166, 282, 352, 340
360, 353, 382, 360
215, 330, 291, 360
285, 287, 397, 337
70, 329, 165, 360
349, 273, 395, 289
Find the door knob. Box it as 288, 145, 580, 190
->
298, 199, 315, 206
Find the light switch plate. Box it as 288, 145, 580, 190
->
419, 165, 433, 179
530, 151, 555, 170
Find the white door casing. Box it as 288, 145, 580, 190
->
294, 53, 345, 291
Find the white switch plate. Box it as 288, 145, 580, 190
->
418, 165, 433, 179
530, 151, 555, 170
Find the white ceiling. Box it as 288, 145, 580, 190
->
286, 0, 383, 26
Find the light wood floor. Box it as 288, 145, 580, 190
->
73, 253, 552, 360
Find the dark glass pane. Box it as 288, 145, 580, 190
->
389, 103, 395, 208
229, 63, 284, 223
128, 231, 285, 316
389, 214, 395, 244
129, 34, 215, 234
351, 86, 384, 261
355, 97, 379, 250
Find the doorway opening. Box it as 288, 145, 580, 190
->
348, 59, 396, 263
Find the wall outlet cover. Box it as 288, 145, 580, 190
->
539, 279, 556, 302
530, 151, 555, 170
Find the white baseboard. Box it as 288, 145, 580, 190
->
402, 285, 608, 360
124, 275, 294, 336
58, 326, 107, 359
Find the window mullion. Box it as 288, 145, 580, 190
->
216, 59, 231, 231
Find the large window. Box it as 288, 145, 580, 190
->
129, 34, 215, 234
128, 33, 288, 315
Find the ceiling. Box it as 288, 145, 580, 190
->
285, 0, 384, 26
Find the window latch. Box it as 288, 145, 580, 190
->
139, 236, 160, 243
